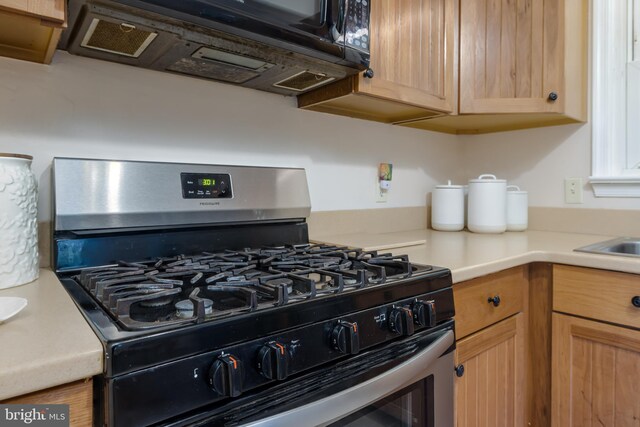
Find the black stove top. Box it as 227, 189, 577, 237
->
72, 244, 433, 331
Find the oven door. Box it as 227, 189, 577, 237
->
246, 330, 454, 427
166, 324, 454, 427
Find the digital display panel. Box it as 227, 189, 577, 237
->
181, 173, 232, 199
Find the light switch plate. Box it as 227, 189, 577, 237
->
564, 178, 583, 204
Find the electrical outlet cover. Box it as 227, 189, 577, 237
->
375, 182, 388, 203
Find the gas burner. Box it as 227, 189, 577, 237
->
175, 298, 213, 318
139, 296, 175, 308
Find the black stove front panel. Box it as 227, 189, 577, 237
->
107, 289, 455, 427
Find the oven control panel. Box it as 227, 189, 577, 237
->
181, 173, 232, 199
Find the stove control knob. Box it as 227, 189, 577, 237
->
209, 354, 243, 397
258, 341, 290, 381
413, 300, 437, 328
389, 307, 415, 336
332, 320, 360, 355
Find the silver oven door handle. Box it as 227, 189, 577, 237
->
243, 330, 455, 427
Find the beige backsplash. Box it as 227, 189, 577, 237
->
37, 206, 639, 267
309, 206, 640, 239
308, 207, 429, 238
527, 207, 640, 236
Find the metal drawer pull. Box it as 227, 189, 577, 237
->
487, 295, 501, 307
632, 296, 640, 308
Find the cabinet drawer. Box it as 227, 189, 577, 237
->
453, 266, 527, 339
553, 265, 640, 329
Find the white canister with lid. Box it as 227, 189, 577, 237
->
467, 174, 507, 233
431, 180, 465, 231
0, 153, 39, 289
506, 185, 528, 231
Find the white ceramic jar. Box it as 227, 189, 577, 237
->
467, 174, 507, 233
431, 180, 465, 231
506, 185, 528, 231
0, 154, 39, 289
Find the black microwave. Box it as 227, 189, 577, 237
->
128, 0, 371, 69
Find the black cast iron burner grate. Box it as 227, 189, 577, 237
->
73, 244, 430, 331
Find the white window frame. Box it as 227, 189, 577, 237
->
590, 0, 640, 197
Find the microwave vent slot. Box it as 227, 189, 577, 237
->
273, 71, 335, 92
81, 18, 158, 57
167, 58, 260, 84
191, 47, 274, 73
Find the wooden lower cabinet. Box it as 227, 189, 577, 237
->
1, 379, 93, 427
455, 313, 526, 427
551, 313, 640, 427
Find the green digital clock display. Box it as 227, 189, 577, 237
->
181, 172, 231, 199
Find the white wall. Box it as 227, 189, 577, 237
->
460, 124, 640, 210
1, 52, 637, 217
0, 52, 463, 222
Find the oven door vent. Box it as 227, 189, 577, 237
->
273, 71, 335, 92
80, 18, 157, 57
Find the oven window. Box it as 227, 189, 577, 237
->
328, 376, 435, 427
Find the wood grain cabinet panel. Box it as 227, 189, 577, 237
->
554, 264, 640, 330
298, 0, 456, 123
0, 0, 66, 64
459, 0, 560, 114
552, 313, 640, 427
401, 0, 588, 134
1, 379, 93, 427
455, 313, 526, 427
453, 266, 527, 339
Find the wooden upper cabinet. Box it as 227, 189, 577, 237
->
359, 0, 455, 113
298, 0, 456, 123
0, 0, 65, 24
0, 0, 66, 64
459, 0, 562, 114
399, 0, 588, 134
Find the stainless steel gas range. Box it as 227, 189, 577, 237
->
52, 158, 456, 427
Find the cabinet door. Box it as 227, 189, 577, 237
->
455, 313, 525, 427
459, 0, 563, 114
0, 0, 65, 23
552, 313, 640, 427
358, 0, 456, 113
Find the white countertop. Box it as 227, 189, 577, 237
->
0, 270, 103, 400
314, 229, 640, 283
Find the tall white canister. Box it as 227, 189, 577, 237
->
431, 180, 465, 231
0, 154, 39, 289
506, 185, 528, 231
467, 174, 507, 233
